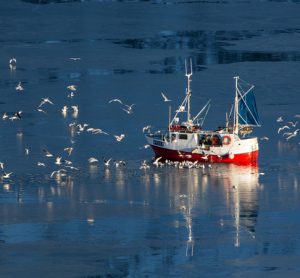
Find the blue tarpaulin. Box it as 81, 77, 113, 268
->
238, 88, 260, 126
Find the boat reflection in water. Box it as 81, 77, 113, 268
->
169, 163, 260, 257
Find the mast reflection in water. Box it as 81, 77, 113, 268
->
168, 164, 260, 259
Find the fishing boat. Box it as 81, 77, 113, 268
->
145, 61, 261, 165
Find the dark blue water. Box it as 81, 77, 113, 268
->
1, 0, 300, 277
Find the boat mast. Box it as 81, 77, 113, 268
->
185, 59, 193, 123
233, 76, 239, 134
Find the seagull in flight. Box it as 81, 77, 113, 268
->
69, 57, 81, 61
122, 103, 135, 114
71, 106, 79, 117
67, 92, 75, 98
43, 149, 53, 157
2, 113, 8, 120
37, 108, 47, 114
123, 108, 133, 114
62, 106, 68, 115
16, 81, 24, 91
161, 92, 171, 102
276, 116, 284, 122
124, 103, 135, 110
37, 162, 46, 167
140, 160, 150, 170
142, 125, 152, 133
278, 125, 290, 134
139, 144, 150, 149
67, 85, 77, 91
39, 98, 54, 107
286, 129, 300, 140
114, 160, 126, 167
109, 98, 123, 104
260, 136, 269, 141
86, 128, 109, 135
25, 148, 29, 155
153, 156, 162, 166
88, 157, 98, 164
288, 121, 298, 128
50, 169, 67, 178
104, 158, 112, 167
9, 111, 22, 121
2, 172, 12, 179
64, 147, 73, 156
9, 58, 16, 70
114, 134, 125, 142
55, 157, 62, 165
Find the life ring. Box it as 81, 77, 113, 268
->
222, 135, 231, 145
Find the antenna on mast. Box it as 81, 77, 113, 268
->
185, 59, 193, 123
233, 76, 239, 134
226, 112, 229, 131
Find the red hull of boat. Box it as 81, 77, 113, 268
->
151, 145, 258, 165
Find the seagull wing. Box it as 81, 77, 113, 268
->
109, 99, 123, 104
155, 156, 162, 163
161, 92, 168, 101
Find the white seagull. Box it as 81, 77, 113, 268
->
9, 58, 16, 70
37, 162, 46, 167
43, 149, 53, 157
86, 128, 109, 135
122, 104, 135, 114
64, 147, 73, 156
109, 98, 123, 104
161, 92, 171, 102
139, 144, 150, 149
288, 121, 298, 128
286, 129, 300, 140
140, 160, 150, 170
88, 157, 98, 164
71, 105, 79, 114
61, 106, 68, 115
278, 125, 290, 134
104, 158, 112, 167
2, 113, 8, 120
39, 98, 54, 107
2, 172, 12, 179
55, 157, 62, 165
153, 156, 162, 166
37, 108, 47, 114
16, 81, 24, 91
67, 92, 75, 98
114, 134, 125, 142
67, 85, 77, 91
50, 169, 67, 178
142, 125, 152, 133
276, 116, 284, 122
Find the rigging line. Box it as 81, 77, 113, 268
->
237, 89, 260, 126
238, 77, 254, 88
192, 99, 211, 122
238, 96, 260, 126
170, 96, 188, 125
228, 104, 234, 119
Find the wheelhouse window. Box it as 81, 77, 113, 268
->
179, 133, 188, 140
171, 133, 176, 141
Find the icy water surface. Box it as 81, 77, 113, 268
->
1, 0, 300, 277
